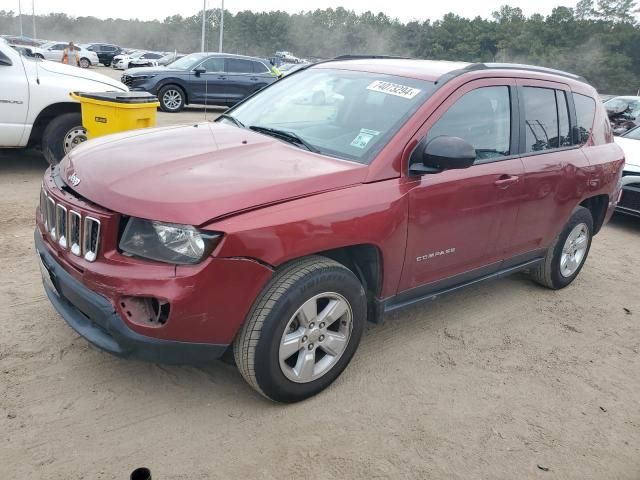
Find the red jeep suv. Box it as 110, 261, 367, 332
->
36, 58, 624, 402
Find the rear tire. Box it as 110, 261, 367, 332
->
41, 112, 87, 166
35, 53, 44, 59
530, 206, 593, 289
158, 85, 185, 112
234, 256, 366, 403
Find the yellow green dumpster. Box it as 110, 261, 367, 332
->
71, 91, 160, 139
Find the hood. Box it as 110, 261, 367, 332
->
125, 66, 175, 76
615, 136, 640, 169
61, 123, 367, 226
38, 59, 127, 91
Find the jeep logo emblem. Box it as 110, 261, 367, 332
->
68, 173, 81, 187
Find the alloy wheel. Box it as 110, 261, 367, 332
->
560, 222, 589, 277
279, 292, 353, 383
162, 89, 182, 110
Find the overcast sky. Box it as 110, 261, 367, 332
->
20, 0, 578, 22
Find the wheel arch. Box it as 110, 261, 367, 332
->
300, 244, 384, 324
28, 102, 81, 147
579, 194, 609, 234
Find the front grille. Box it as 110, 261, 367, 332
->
620, 186, 640, 213
40, 185, 101, 262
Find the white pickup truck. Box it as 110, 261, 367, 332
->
0, 39, 127, 165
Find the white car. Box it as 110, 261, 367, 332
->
112, 51, 156, 70
0, 38, 127, 165
32, 41, 99, 68
614, 126, 640, 217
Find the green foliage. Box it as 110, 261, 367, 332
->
2, 2, 639, 93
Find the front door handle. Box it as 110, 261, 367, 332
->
217, 75, 227, 80
250, 76, 259, 81
494, 174, 520, 189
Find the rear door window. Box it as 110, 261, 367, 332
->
227, 58, 253, 74
573, 93, 596, 145
522, 87, 559, 152
252, 61, 270, 74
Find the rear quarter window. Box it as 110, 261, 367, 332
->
573, 93, 596, 145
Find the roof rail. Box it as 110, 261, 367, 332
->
463, 62, 589, 84
331, 55, 410, 61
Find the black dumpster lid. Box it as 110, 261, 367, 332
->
74, 91, 158, 104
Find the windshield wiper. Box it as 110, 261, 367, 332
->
249, 125, 319, 153
217, 114, 245, 128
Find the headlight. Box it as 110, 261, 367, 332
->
132, 74, 156, 80
119, 218, 222, 264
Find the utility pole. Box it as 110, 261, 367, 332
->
219, 0, 224, 53
201, 0, 206, 52
18, 0, 23, 37
32, 0, 36, 39
218, 0, 224, 53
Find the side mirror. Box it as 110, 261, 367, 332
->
194, 67, 206, 76
410, 136, 476, 175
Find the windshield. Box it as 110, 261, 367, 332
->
604, 97, 640, 119
168, 53, 206, 70
224, 68, 435, 164
623, 126, 640, 140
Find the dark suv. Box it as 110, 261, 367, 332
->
81, 43, 123, 66
37, 58, 624, 402
121, 52, 277, 112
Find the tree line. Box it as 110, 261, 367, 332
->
1, 0, 639, 93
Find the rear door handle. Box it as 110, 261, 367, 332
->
217, 75, 227, 80
250, 76, 259, 81
494, 174, 520, 189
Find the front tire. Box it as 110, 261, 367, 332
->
531, 206, 593, 289
79, 57, 90, 68
234, 256, 366, 403
41, 112, 87, 166
158, 85, 185, 112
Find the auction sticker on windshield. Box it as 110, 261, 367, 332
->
367, 80, 421, 99
351, 128, 380, 149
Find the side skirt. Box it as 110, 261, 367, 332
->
370, 257, 544, 323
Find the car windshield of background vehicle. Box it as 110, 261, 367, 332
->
225, 68, 436, 164
623, 126, 640, 140
168, 53, 206, 70
604, 97, 640, 119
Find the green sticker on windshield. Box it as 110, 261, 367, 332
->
351, 128, 380, 149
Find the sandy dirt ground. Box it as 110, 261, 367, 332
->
1, 67, 640, 479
